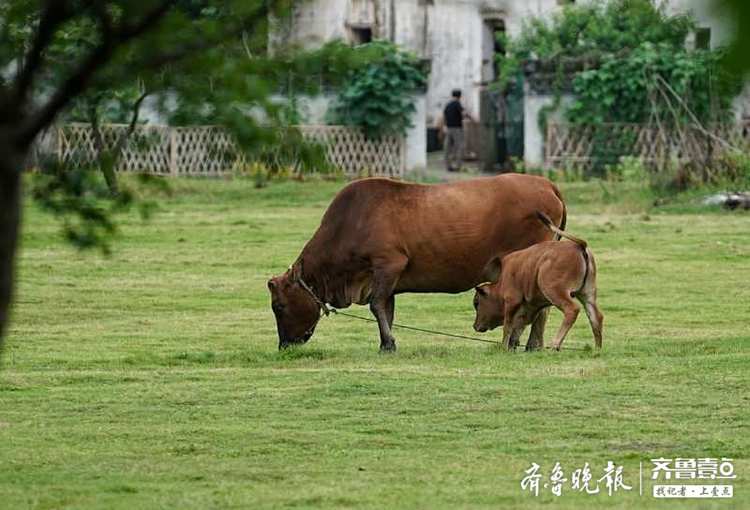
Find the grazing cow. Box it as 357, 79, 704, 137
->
472, 212, 603, 351
268, 174, 566, 352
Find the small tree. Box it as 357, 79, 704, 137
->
0, 1, 359, 351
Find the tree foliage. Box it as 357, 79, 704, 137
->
497, 0, 694, 88
498, 0, 740, 123
497, 0, 743, 176
716, 0, 750, 77
568, 42, 738, 125
330, 41, 428, 138
0, 0, 367, 349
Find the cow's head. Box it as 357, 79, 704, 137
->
473, 282, 504, 332
268, 269, 321, 350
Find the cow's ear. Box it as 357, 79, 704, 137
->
268, 279, 277, 291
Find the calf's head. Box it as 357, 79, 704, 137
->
473, 282, 504, 333
268, 271, 321, 350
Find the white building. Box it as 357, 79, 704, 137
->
276, 0, 736, 170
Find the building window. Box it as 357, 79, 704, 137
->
695, 27, 711, 50
349, 26, 373, 45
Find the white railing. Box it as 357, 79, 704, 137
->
51, 123, 405, 178
546, 122, 750, 171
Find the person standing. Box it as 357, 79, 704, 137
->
440, 89, 472, 172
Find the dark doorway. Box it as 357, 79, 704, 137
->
350, 26, 373, 45
479, 19, 524, 172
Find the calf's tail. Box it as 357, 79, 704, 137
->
536, 211, 587, 249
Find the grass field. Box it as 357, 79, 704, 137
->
1, 177, 749, 509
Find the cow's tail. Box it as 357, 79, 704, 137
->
536, 211, 587, 249
551, 183, 567, 241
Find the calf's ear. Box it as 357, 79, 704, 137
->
268, 279, 277, 291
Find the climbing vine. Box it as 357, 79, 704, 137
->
497, 0, 740, 125
496, 0, 743, 176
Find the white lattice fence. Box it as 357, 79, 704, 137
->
58, 123, 172, 174
53, 123, 404, 177
172, 126, 247, 176
298, 125, 405, 177
546, 122, 750, 171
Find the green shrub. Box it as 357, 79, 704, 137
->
330, 41, 427, 138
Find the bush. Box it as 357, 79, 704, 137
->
329, 41, 427, 138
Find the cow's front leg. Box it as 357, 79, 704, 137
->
385, 295, 395, 328
527, 307, 548, 351
371, 295, 397, 352
369, 258, 406, 352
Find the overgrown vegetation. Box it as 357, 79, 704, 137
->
497, 0, 694, 89
330, 40, 428, 138
497, 0, 744, 180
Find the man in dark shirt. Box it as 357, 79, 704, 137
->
441, 89, 471, 171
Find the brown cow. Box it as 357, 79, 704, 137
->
268, 174, 566, 352
472, 212, 603, 351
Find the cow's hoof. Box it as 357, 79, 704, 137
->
379, 342, 397, 353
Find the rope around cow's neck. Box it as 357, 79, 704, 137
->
296, 276, 590, 352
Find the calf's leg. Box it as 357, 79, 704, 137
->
508, 325, 525, 351
546, 291, 580, 351
526, 307, 548, 351
501, 299, 522, 351
582, 299, 603, 349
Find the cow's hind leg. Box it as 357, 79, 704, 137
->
369, 258, 406, 352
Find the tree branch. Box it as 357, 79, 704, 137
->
117, 1, 177, 40
17, 43, 112, 148
16, 1, 176, 149
115, 89, 149, 155
13, 1, 73, 104
655, 74, 740, 152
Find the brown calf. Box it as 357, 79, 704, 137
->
472, 212, 603, 351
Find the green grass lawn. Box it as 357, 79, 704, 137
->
1, 177, 749, 509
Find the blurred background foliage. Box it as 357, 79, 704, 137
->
0, 1, 372, 255
329, 40, 428, 138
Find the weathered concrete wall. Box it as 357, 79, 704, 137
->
279, 1, 565, 127
392, 1, 565, 138
667, 0, 734, 48
274, 0, 350, 47
278, 0, 744, 168
523, 91, 573, 167
406, 94, 427, 171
